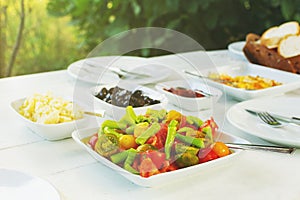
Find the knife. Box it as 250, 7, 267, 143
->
225, 143, 295, 154
245, 109, 300, 125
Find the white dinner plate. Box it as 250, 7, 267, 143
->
226, 95, 300, 147
185, 62, 300, 101
67, 56, 170, 85
227, 41, 246, 58
72, 127, 247, 187
0, 169, 61, 200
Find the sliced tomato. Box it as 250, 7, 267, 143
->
139, 158, 160, 178
198, 148, 219, 163
147, 150, 166, 169
146, 123, 167, 150
179, 115, 187, 128
200, 117, 218, 137
160, 162, 178, 173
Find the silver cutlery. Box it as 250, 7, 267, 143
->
247, 110, 284, 128
257, 112, 284, 128
84, 62, 150, 79
225, 143, 295, 154
245, 109, 300, 127
183, 70, 227, 83
183, 70, 215, 81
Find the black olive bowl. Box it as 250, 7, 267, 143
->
90, 82, 168, 120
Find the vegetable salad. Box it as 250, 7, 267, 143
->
84, 106, 231, 178
208, 73, 282, 90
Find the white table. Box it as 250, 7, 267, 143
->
1, 50, 300, 200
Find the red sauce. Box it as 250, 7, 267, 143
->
163, 87, 205, 98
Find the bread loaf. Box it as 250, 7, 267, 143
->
243, 21, 300, 74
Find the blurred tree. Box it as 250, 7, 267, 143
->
0, 0, 7, 77
47, 0, 300, 57
7, 0, 25, 77
1, 0, 85, 77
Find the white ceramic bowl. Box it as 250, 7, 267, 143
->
72, 127, 247, 187
10, 98, 89, 141
91, 82, 168, 120
155, 80, 222, 111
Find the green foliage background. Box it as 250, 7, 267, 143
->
2, 0, 300, 76
47, 0, 300, 57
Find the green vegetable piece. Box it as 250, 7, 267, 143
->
175, 143, 199, 155
125, 124, 136, 134
124, 148, 137, 166
135, 115, 151, 124
146, 108, 167, 122
133, 122, 149, 138
175, 133, 204, 148
124, 164, 139, 174
94, 134, 118, 157
177, 127, 195, 133
119, 106, 137, 126
103, 127, 122, 138
110, 151, 128, 164
175, 152, 199, 168
99, 120, 126, 136
123, 148, 139, 174
135, 122, 160, 145
202, 126, 213, 141
186, 116, 203, 127
165, 120, 178, 160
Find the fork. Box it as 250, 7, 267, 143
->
257, 112, 285, 128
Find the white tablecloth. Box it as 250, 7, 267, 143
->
1, 50, 300, 200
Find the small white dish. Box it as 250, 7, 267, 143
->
227, 95, 300, 147
72, 127, 247, 187
155, 80, 222, 111
185, 62, 300, 101
228, 41, 246, 58
0, 168, 61, 200
10, 98, 89, 141
91, 82, 168, 120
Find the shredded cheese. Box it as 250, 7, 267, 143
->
19, 92, 83, 124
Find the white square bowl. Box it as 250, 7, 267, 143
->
90, 82, 168, 120
10, 98, 89, 141
72, 127, 247, 187
155, 80, 222, 111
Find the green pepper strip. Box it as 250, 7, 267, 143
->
110, 150, 128, 164
124, 148, 139, 174
177, 127, 195, 133
135, 122, 161, 145
175, 133, 204, 148
146, 108, 167, 122
186, 116, 203, 127
99, 120, 126, 136
165, 120, 178, 160
175, 143, 199, 155
125, 124, 135, 134
103, 127, 122, 138
119, 106, 137, 126
202, 126, 213, 142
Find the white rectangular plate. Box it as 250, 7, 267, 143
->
186, 62, 300, 101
